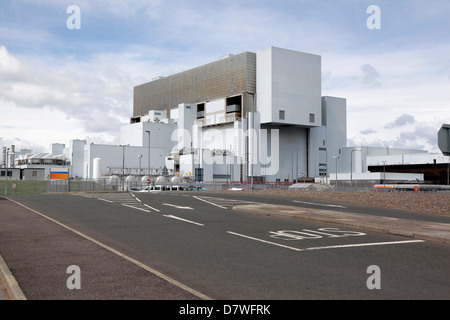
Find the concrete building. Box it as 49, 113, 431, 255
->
5, 47, 349, 185
128, 46, 347, 183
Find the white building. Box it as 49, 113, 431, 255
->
58, 46, 348, 184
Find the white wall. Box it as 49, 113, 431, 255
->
177, 103, 197, 149
69, 140, 86, 178
309, 96, 347, 177
83, 144, 167, 179
257, 47, 322, 127
339, 146, 428, 174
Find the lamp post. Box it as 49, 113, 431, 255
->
382, 160, 387, 189
119, 144, 129, 191
4, 148, 10, 196
333, 155, 339, 190
146, 130, 151, 191
248, 92, 255, 191
350, 148, 361, 190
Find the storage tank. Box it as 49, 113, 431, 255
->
93, 158, 102, 180
170, 176, 181, 184
141, 175, 151, 184
155, 175, 166, 185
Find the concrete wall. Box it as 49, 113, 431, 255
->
256, 47, 322, 127
339, 146, 428, 174
309, 96, 347, 177
83, 144, 167, 179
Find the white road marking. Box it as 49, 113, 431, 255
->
122, 203, 151, 213
143, 204, 160, 212
162, 203, 194, 210
193, 196, 228, 209
97, 198, 113, 203
164, 215, 204, 226
227, 231, 425, 252
292, 200, 347, 208
6, 198, 211, 300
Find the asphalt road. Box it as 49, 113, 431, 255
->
1, 191, 449, 300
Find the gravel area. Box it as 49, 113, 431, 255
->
222, 190, 450, 216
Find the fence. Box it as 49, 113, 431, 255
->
0, 179, 123, 196
3, 178, 443, 196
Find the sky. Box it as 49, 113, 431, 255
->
0, 0, 449, 154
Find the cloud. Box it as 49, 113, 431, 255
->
384, 114, 416, 129
360, 128, 376, 135
0, 46, 132, 133
361, 64, 380, 87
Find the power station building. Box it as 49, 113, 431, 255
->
6, 47, 447, 188
7, 47, 348, 185
115, 46, 347, 183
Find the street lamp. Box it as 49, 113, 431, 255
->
119, 144, 129, 191
4, 148, 13, 196
333, 155, 339, 190
382, 160, 387, 189
350, 148, 361, 190
146, 130, 151, 190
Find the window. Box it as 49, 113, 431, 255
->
0, 171, 5, 177
32, 171, 37, 177
279, 110, 285, 120
309, 113, 315, 123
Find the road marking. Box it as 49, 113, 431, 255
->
5, 197, 211, 300
162, 203, 194, 210
193, 196, 228, 209
122, 203, 151, 213
143, 204, 160, 212
227, 231, 425, 252
164, 215, 204, 226
97, 198, 114, 203
227, 231, 304, 251
300, 240, 425, 251
292, 200, 347, 208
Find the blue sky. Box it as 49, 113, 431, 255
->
1, 0, 449, 154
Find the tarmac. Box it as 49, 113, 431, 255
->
1, 197, 450, 300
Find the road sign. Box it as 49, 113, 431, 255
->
147, 179, 150, 185
438, 124, 450, 156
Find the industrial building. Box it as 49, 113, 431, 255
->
122, 46, 347, 183
3, 46, 447, 190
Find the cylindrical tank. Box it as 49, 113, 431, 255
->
155, 175, 166, 185
170, 176, 181, 184
141, 175, 151, 184
93, 158, 102, 180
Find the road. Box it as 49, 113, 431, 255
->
1, 191, 449, 300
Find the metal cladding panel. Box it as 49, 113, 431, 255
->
134, 52, 256, 118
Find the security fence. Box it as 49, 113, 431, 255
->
0, 179, 123, 196
1, 178, 296, 195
